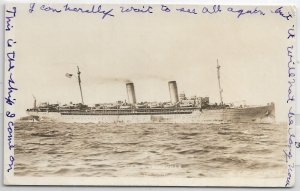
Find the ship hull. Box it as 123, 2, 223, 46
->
26, 104, 275, 124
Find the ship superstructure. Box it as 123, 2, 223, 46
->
26, 62, 275, 124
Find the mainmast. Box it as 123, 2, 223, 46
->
77, 66, 84, 104
32, 95, 37, 109
217, 59, 223, 105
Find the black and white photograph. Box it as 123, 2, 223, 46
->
4, 3, 296, 187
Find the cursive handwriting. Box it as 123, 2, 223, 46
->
271, 7, 293, 21
41, 4, 62, 13
7, 156, 15, 172
7, 51, 15, 72
7, 121, 14, 150
6, 111, 16, 118
29, 3, 35, 13
29, 4, 114, 20
161, 5, 171, 13
283, 128, 295, 187
287, 25, 295, 39
5, 73, 18, 106
227, 7, 265, 18
283, 128, 295, 162
285, 25, 296, 187
285, 163, 294, 187
7, 39, 16, 47
176, 7, 197, 14
287, 79, 295, 104
5, 6, 17, 173
25, 5, 299, 21
120, 5, 153, 14
202, 5, 222, 14
287, 46, 295, 78
288, 107, 294, 126
287, 45, 295, 103
64, 4, 114, 19
5, 7, 16, 31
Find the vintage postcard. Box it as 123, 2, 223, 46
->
4, 3, 296, 187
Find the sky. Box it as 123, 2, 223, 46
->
9, 4, 296, 121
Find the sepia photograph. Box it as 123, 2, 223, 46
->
4, 3, 296, 187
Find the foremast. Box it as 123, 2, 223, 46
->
77, 66, 84, 104
217, 59, 223, 105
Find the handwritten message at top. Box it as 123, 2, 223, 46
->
27, 4, 294, 21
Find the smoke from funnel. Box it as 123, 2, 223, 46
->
92, 74, 171, 85
92, 77, 132, 84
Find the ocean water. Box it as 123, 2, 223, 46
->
14, 122, 287, 178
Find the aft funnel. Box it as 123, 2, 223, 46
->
126, 83, 137, 104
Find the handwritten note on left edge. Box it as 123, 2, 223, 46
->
5, 5, 17, 174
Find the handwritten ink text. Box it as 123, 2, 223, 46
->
5, 6, 17, 174
5, 7, 16, 31
227, 7, 265, 18
176, 7, 197, 14
271, 7, 293, 21
120, 5, 153, 14
202, 5, 222, 14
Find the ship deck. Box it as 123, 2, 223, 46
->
60, 107, 200, 115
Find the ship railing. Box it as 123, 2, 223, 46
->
60, 107, 199, 115
65, 106, 199, 112
60, 110, 193, 115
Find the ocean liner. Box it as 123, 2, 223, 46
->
26, 62, 275, 123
